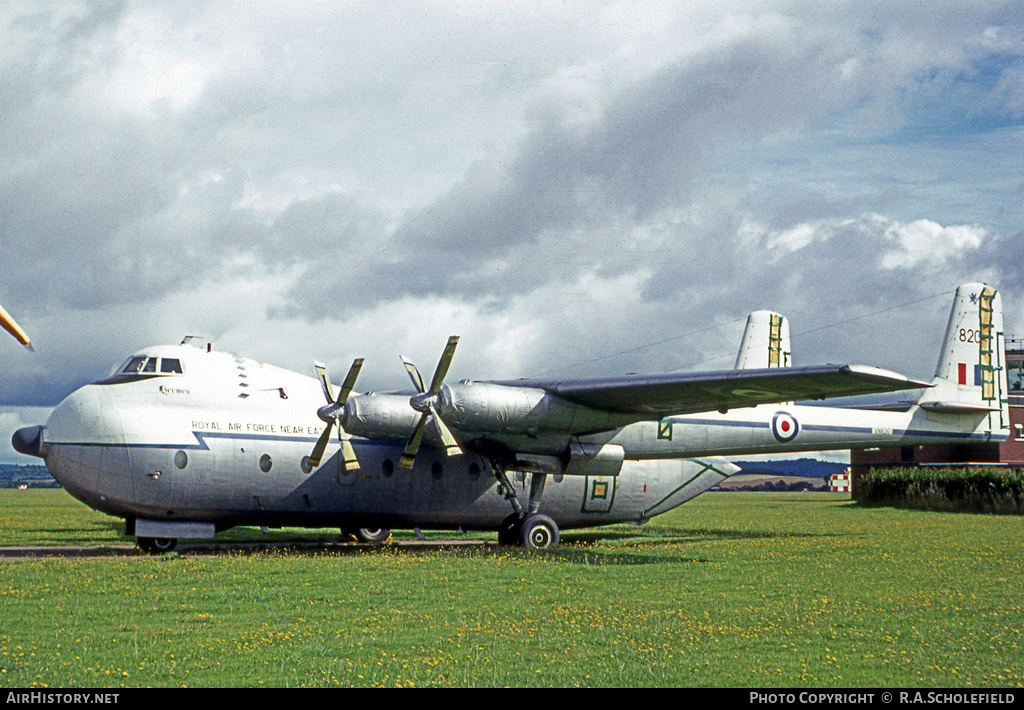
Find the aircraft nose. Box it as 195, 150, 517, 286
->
12, 425, 45, 458
45, 385, 121, 445
34, 385, 130, 512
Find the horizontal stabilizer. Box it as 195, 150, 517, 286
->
840, 401, 917, 413
917, 400, 1002, 414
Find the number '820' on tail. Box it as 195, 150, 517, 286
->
924, 284, 1008, 427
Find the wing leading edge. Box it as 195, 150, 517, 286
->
492, 364, 931, 417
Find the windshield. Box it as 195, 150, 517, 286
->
117, 356, 184, 376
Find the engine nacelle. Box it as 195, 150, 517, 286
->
564, 441, 624, 476
342, 392, 421, 441
338, 382, 628, 446
515, 443, 625, 477
437, 382, 619, 436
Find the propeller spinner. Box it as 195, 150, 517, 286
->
399, 335, 462, 469
308, 358, 364, 470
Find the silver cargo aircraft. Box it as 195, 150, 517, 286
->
12, 283, 1008, 551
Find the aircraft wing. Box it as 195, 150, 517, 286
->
492, 364, 931, 417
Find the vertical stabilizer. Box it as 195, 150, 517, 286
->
921, 284, 1009, 431
734, 311, 790, 369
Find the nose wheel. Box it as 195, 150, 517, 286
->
343, 527, 392, 544
137, 537, 177, 554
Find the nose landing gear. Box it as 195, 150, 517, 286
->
137, 537, 177, 554
344, 527, 392, 544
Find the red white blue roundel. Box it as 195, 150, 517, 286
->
772, 411, 800, 442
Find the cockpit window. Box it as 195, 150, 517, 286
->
161, 358, 183, 374
122, 356, 148, 374
118, 356, 184, 376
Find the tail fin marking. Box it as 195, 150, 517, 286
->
921, 283, 1009, 434
734, 311, 791, 370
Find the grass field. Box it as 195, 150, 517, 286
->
0, 489, 1021, 688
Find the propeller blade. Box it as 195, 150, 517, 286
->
340, 437, 359, 471
314, 360, 334, 402
429, 404, 462, 458
429, 336, 459, 393
399, 406, 463, 469
401, 356, 425, 393
399, 336, 462, 468
308, 358, 365, 471
0, 303, 32, 351
337, 358, 364, 403
400, 413, 429, 469
308, 423, 334, 468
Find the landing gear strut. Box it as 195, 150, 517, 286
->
490, 457, 559, 549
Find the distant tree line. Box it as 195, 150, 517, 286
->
733, 458, 847, 479
0, 464, 58, 488
726, 479, 828, 492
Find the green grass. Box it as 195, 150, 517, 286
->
0, 490, 1021, 687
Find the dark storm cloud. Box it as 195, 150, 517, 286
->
275, 23, 858, 317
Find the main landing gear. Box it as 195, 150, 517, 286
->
491, 458, 560, 549
499, 512, 559, 549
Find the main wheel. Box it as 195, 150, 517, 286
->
354, 528, 391, 544
138, 536, 177, 554
519, 514, 559, 549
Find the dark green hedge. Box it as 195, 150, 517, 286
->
859, 467, 1024, 514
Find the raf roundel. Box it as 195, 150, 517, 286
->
771, 411, 800, 443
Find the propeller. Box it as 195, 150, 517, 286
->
399, 335, 462, 469
308, 358, 364, 471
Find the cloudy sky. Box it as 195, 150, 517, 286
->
2, 1, 1023, 462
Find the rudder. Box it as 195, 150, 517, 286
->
922, 283, 1009, 432
734, 311, 791, 369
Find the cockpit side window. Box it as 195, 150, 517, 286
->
141, 358, 157, 373
160, 358, 183, 374
122, 356, 148, 374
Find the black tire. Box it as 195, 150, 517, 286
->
497, 514, 523, 546
519, 514, 559, 549
138, 537, 177, 554
354, 528, 391, 544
